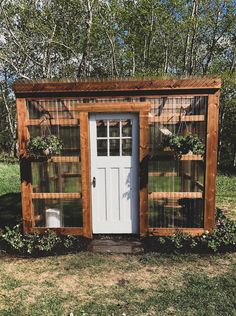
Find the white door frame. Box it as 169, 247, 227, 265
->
90, 113, 139, 234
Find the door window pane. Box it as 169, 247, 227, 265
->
97, 139, 108, 156
122, 119, 132, 137
109, 120, 120, 137
122, 139, 132, 156
110, 139, 120, 156
97, 120, 107, 137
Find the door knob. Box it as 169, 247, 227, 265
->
92, 177, 96, 188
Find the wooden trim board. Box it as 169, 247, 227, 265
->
80, 112, 92, 238
16, 98, 33, 233
204, 92, 220, 232
139, 110, 149, 236
148, 228, 205, 236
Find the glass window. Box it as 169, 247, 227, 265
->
122, 139, 132, 156
97, 120, 107, 137
33, 198, 83, 227
110, 139, 120, 156
97, 139, 108, 156
109, 120, 120, 137
122, 119, 132, 137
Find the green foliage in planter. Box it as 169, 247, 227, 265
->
144, 209, 236, 253
26, 135, 63, 158
161, 134, 205, 158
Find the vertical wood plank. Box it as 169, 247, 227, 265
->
80, 112, 92, 238
204, 92, 220, 232
16, 98, 33, 233
139, 110, 149, 236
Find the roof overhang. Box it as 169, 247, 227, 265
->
13, 77, 221, 97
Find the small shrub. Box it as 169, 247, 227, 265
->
144, 209, 236, 253
0, 225, 87, 256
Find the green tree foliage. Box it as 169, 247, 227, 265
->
0, 0, 235, 170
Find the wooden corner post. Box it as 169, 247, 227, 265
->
80, 112, 92, 238
139, 110, 149, 236
204, 91, 220, 232
16, 98, 33, 233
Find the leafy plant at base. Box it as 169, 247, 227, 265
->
144, 209, 236, 253
161, 134, 205, 158
0, 225, 81, 256
26, 135, 63, 158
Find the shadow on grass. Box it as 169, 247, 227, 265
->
0, 193, 22, 228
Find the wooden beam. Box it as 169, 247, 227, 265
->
148, 172, 178, 177
13, 78, 221, 95
74, 102, 151, 112
148, 228, 205, 236
48, 156, 80, 163
26, 118, 79, 126
149, 114, 205, 124
80, 112, 92, 238
180, 154, 203, 161
149, 192, 202, 199
31, 193, 81, 199
16, 98, 33, 233
139, 110, 149, 236
204, 92, 220, 232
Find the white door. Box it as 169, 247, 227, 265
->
90, 113, 139, 234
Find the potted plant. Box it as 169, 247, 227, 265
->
26, 135, 63, 160
160, 134, 205, 159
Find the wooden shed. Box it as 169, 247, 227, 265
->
13, 78, 221, 238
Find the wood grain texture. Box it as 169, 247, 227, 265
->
74, 102, 150, 112
48, 156, 80, 162
16, 98, 33, 233
31, 193, 81, 199
148, 228, 205, 236
204, 92, 220, 232
26, 118, 79, 126
80, 112, 92, 238
13, 78, 221, 95
149, 192, 202, 199
139, 110, 149, 236
149, 114, 205, 123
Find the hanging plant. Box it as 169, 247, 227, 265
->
160, 134, 205, 159
26, 135, 63, 159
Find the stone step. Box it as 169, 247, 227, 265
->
88, 239, 144, 254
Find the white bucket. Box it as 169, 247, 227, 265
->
45, 208, 63, 227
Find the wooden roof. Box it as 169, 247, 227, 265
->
13, 77, 221, 96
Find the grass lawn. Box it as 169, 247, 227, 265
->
0, 163, 235, 315
0, 252, 235, 315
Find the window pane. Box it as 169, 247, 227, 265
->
122, 139, 132, 156
109, 139, 120, 156
97, 120, 107, 137
33, 199, 82, 227
31, 162, 81, 193
97, 139, 107, 156
109, 120, 120, 137
122, 119, 132, 137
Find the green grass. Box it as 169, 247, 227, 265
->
0, 163, 20, 195
0, 253, 235, 315
216, 175, 236, 221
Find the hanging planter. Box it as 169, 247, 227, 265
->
26, 135, 64, 160
160, 134, 205, 159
